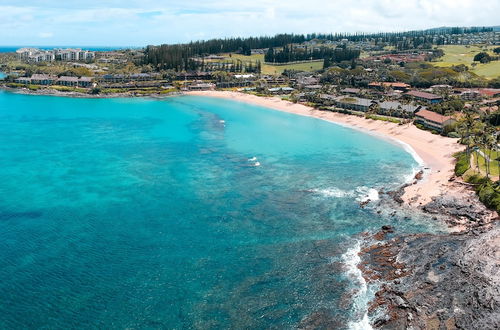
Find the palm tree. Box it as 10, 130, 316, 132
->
457, 109, 477, 159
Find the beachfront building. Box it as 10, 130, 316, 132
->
334, 96, 375, 112
15, 75, 94, 87
414, 109, 456, 132
268, 87, 295, 94
15, 77, 32, 84
187, 82, 216, 91
405, 90, 443, 104
378, 101, 423, 117
56, 76, 93, 87
30, 74, 57, 85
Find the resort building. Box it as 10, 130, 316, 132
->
414, 109, 456, 132
378, 101, 423, 117
15, 75, 94, 87
268, 87, 295, 94
30, 74, 57, 85
187, 82, 216, 91
16, 48, 95, 63
405, 90, 443, 104
334, 96, 375, 112
56, 76, 93, 87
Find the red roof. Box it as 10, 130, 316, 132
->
478, 89, 500, 97
415, 109, 453, 124
406, 90, 442, 100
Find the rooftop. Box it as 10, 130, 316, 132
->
406, 90, 442, 100
415, 109, 453, 123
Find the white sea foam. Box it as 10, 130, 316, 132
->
342, 241, 374, 330
355, 187, 379, 203
248, 156, 257, 162
313, 188, 354, 198
312, 187, 379, 203
254, 161, 261, 167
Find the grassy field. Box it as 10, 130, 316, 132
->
471, 148, 500, 177
221, 53, 323, 75
433, 45, 500, 79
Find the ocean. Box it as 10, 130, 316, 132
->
0, 46, 138, 53
0, 92, 443, 328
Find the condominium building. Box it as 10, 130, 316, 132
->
16, 48, 95, 63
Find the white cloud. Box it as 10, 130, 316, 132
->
0, 0, 498, 45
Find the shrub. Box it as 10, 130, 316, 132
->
466, 173, 488, 185
454, 152, 470, 176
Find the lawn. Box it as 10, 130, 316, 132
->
220, 53, 323, 75
471, 148, 500, 178
433, 45, 500, 79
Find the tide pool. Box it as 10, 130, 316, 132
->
0, 92, 441, 328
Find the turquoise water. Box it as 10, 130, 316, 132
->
0, 92, 441, 328
0, 72, 5, 80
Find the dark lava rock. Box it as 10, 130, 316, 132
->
360, 224, 500, 329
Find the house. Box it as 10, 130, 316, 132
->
334, 96, 375, 112
405, 90, 443, 104
414, 109, 456, 132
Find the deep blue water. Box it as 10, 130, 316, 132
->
0, 46, 139, 53
0, 92, 443, 329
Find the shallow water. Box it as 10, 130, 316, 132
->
0, 92, 443, 328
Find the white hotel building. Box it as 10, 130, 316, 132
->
16, 48, 95, 63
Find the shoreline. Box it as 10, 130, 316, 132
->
185, 90, 463, 208
2, 86, 489, 216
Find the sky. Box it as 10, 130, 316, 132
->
0, 0, 499, 46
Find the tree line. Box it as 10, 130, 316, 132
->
143, 27, 495, 71
264, 45, 360, 64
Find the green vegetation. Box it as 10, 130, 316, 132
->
473, 52, 492, 63
464, 174, 500, 212
454, 152, 470, 176
433, 45, 500, 79
364, 114, 401, 123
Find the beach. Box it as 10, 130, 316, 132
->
186, 91, 464, 207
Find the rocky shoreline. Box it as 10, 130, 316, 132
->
0, 85, 182, 99
360, 185, 499, 329
4, 85, 498, 328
